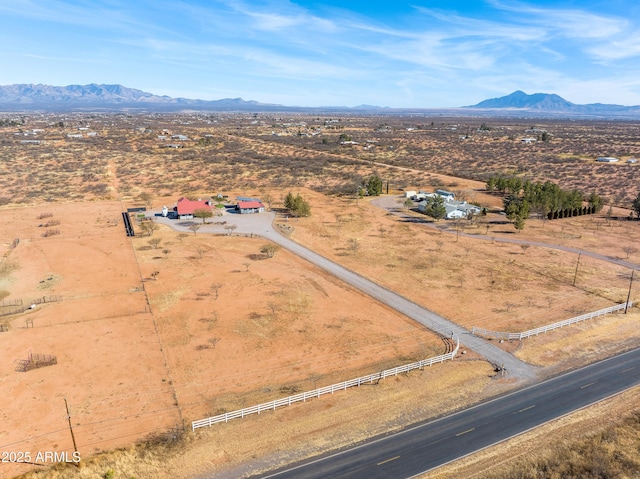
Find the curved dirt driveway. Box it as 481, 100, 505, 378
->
153, 209, 537, 380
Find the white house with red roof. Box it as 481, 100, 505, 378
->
174, 197, 212, 219
236, 200, 265, 214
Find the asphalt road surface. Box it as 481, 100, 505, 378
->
254, 347, 640, 479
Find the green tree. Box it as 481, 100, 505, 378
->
503, 195, 530, 221
425, 195, 446, 221
514, 214, 526, 232
366, 175, 383, 196
588, 192, 604, 212
632, 192, 640, 219
284, 192, 311, 217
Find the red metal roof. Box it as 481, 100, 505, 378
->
176, 197, 211, 215
238, 201, 264, 209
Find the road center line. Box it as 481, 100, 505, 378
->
518, 405, 535, 413
377, 455, 400, 466
622, 367, 635, 372
456, 428, 475, 436
580, 382, 595, 389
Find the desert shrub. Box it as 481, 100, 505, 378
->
0, 261, 20, 278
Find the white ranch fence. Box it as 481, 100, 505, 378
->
192, 336, 459, 431
472, 302, 633, 341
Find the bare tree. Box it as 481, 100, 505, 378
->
162, 249, 170, 258
208, 337, 220, 349
520, 244, 531, 254
224, 224, 237, 235
148, 238, 162, 249
210, 283, 222, 300
138, 191, 153, 208
193, 208, 213, 224
188, 223, 201, 235
348, 238, 360, 255
622, 246, 638, 259
435, 240, 444, 251
261, 191, 274, 211
242, 262, 250, 272
140, 220, 158, 237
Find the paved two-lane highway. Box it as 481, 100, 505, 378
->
254, 347, 640, 479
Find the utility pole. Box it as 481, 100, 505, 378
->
625, 270, 634, 313
64, 398, 79, 456
572, 253, 581, 287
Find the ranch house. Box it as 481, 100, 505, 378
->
174, 197, 212, 219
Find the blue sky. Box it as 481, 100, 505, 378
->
2, 0, 640, 107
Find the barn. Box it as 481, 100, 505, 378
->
236, 200, 265, 214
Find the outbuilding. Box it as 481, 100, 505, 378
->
236, 201, 265, 214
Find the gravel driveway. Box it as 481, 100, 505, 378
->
150, 207, 537, 380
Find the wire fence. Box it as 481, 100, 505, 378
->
192, 335, 459, 430
471, 302, 633, 341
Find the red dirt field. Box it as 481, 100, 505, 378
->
0, 199, 442, 478
0, 201, 179, 478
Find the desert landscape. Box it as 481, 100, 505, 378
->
1, 112, 639, 479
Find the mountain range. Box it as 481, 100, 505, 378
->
1, 84, 640, 118
466, 90, 640, 117
0, 83, 282, 112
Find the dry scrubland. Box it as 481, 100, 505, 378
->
0, 112, 639, 479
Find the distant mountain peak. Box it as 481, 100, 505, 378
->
467, 91, 575, 110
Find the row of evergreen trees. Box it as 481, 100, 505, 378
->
487, 175, 604, 224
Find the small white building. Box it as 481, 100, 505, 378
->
596, 157, 619, 163
436, 189, 455, 201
